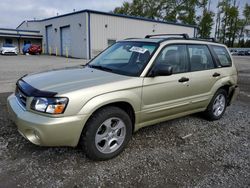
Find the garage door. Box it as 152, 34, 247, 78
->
60, 26, 71, 57
45, 25, 53, 54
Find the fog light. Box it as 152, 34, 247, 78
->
24, 129, 41, 145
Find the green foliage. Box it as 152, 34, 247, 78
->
245, 40, 250, 47
114, 0, 162, 19
243, 4, 250, 25
114, 0, 200, 25
198, 10, 214, 38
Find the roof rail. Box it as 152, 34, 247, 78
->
124, 38, 140, 40
192, 37, 217, 42
145, 33, 189, 39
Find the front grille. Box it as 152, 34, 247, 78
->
15, 87, 27, 107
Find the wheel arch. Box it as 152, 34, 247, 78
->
78, 91, 141, 136
216, 84, 237, 106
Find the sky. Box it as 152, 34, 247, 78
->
0, 0, 249, 29
0, 0, 128, 28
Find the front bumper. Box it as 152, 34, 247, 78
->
2, 50, 17, 55
7, 94, 88, 147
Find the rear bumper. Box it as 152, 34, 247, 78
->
228, 85, 239, 105
7, 94, 88, 147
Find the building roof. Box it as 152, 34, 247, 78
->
0, 28, 42, 39
17, 9, 198, 29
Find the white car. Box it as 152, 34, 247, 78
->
0, 44, 18, 55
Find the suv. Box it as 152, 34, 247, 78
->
7, 34, 238, 160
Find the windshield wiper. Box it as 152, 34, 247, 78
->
88, 65, 113, 72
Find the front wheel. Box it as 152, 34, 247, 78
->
204, 89, 227, 121
80, 106, 132, 161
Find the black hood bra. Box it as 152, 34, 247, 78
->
16, 79, 57, 97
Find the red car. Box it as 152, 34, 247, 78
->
29, 45, 42, 55
24, 44, 42, 55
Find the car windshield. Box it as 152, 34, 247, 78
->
3, 44, 14, 47
88, 42, 158, 76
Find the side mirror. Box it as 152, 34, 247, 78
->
149, 64, 173, 77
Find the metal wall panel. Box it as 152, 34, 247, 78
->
37, 13, 87, 58
90, 13, 196, 57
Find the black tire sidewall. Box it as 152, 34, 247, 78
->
205, 89, 228, 121
81, 106, 132, 160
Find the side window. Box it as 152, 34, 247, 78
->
154, 45, 188, 74
24, 40, 31, 45
212, 46, 232, 67
188, 45, 215, 71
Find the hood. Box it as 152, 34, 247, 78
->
2, 46, 16, 50
22, 66, 131, 94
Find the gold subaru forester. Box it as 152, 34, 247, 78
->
7, 34, 238, 160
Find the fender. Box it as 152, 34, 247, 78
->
208, 74, 237, 103
77, 89, 142, 121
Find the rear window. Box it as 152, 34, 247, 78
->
212, 46, 232, 67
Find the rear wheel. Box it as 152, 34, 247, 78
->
80, 106, 132, 160
204, 89, 227, 121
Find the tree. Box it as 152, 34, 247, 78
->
177, 0, 198, 25
243, 3, 250, 24
217, 0, 231, 43
113, 0, 162, 20
245, 40, 250, 47
113, 0, 200, 25
198, 0, 214, 38
198, 10, 214, 38
226, 5, 239, 46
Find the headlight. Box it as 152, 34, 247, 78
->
31, 97, 68, 114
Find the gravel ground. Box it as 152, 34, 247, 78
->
0, 56, 249, 187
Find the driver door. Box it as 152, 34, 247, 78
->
141, 44, 192, 123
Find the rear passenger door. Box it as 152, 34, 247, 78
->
187, 44, 220, 109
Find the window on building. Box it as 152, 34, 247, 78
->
5, 39, 13, 44
188, 45, 215, 71
212, 46, 232, 67
24, 40, 31, 45
107, 39, 116, 46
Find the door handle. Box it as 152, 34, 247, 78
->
213, 72, 221, 77
178, 77, 189, 83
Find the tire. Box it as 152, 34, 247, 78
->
204, 89, 227, 121
80, 106, 132, 161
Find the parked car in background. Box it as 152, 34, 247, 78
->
29, 45, 42, 55
22, 44, 31, 54
0, 44, 18, 55
244, 50, 250, 56
230, 51, 238, 56
237, 51, 245, 56
22, 44, 42, 55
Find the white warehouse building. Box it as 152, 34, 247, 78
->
17, 9, 197, 59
